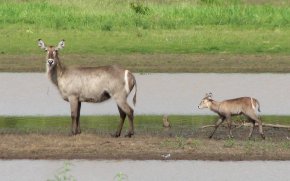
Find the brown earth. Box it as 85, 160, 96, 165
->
1, 126, 290, 160
1, 54, 290, 73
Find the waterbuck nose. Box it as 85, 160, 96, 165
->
47, 59, 54, 66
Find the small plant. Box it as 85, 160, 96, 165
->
101, 21, 113, 31
160, 136, 186, 149
114, 172, 128, 181
175, 136, 186, 149
223, 138, 235, 148
47, 161, 77, 181
130, 2, 150, 15
283, 141, 290, 149
191, 139, 202, 148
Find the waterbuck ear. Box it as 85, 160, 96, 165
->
56, 39, 65, 50
38, 39, 47, 51
208, 92, 213, 99
205, 92, 213, 99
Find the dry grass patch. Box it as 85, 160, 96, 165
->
2, 54, 290, 73
1, 134, 290, 160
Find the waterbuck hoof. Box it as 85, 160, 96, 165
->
76, 130, 82, 134
125, 132, 134, 138
261, 134, 266, 140
70, 132, 77, 136
111, 133, 120, 138
228, 135, 234, 139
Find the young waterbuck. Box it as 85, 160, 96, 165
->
38, 39, 137, 137
198, 93, 265, 139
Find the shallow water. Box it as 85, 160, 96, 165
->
1, 160, 290, 181
1, 73, 290, 115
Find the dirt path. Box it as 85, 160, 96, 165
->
1, 128, 290, 160
1, 54, 290, 73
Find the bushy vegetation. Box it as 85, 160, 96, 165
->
1, 0, 290, 55
1, 0, 290, 30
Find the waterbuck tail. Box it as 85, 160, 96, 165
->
256, 99, 261, 112
133, 76, 137, 106
126, 70, 137, 106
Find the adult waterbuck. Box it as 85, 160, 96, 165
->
198, 93, 265, 139
38, 39, 137, 137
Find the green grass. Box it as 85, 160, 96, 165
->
2, 0, 290, 30
1, 0, 290, 55
0, 115, 289, 135
2, 26, 290, 55
0, 115, 210, 135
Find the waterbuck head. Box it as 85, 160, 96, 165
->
198, 93, 213, 109
37, 39, 65, 71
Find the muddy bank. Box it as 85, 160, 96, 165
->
1, 125, 290, 161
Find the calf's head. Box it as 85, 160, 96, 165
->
198, 93, 213, 109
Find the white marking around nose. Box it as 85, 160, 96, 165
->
124, 70, 130, 94
47, 59, 54, 63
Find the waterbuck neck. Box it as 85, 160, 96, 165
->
208, 100, 221, 114
46, 59, 65, 87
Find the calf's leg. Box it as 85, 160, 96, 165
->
209, 117, 224, 139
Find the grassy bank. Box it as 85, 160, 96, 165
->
1, 115, 289, 160
1, 115, 289, 136
1, 0, 290, 55
2, 0, 290, 31
1, 0, 290, 72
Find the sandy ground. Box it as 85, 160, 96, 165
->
1, 126, 289, 160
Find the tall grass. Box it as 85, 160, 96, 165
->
1, 0, 290, 30
1, 0, 290, 55
0, 115, 289, 135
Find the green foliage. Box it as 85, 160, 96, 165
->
1, 0, 290, 30
1, 0, 290, 55
130, 2, 150, 15
0, 115, 289, 136
113, 172, 129, 181
175, 136, 186, 149
161, 136, 187, 149
47, 161, 77, 181
224, 138, 235, 148
282, 141, 290, 149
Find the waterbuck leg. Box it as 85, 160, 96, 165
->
111, 106, 126, 137
116, 100, 134, 138
76, 101, 81, 134
248, 120, 255, 139
255, 118, 265, 140
126, 107, 134, 137
226, 116, 234, 138
69, 97, 79, 135
248, 114, 265, 140
209, 118, 224, 139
